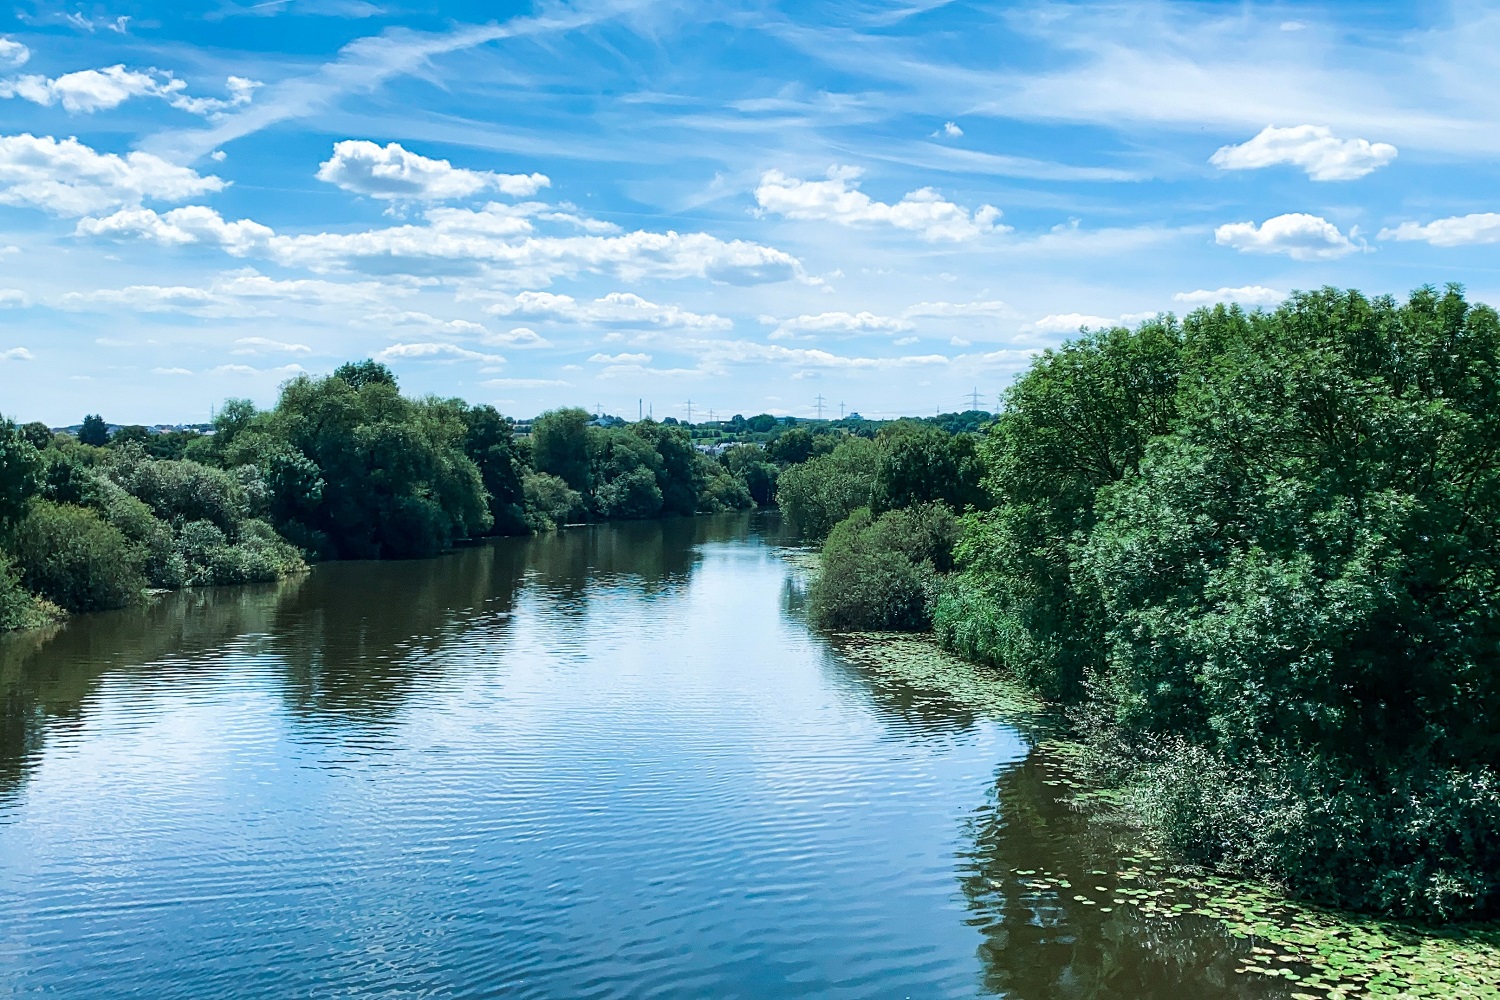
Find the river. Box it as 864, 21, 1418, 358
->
0, 514, 1310, 997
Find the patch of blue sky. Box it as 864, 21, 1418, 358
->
1, 0, 1499, 424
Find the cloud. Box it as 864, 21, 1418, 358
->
0, 65, 184, 113
1, 346, 32, 361
901, 299, 1015, 319
1210, 125, 1397, 181
0, 288, 30, 307
169, 76, 262, 118
755, 165, 1006, 241
1214, 213, 1363, 260
768, 310, 913, 339
486, 290, 730, 329
589, 352, 651, 364
208, 362, 307, 376
483, 326, 552, 349
233, 336, 312, 354
364, 310, 489, 336
375, 342, 504, 363
152, 367, 193, 375
933, 120, 963, 138
0, 134, 225, 216
1173, 285, 1286, 306
1026, 313, 1120, 333
482, 377, 571, 388
317, 140, 549, 201
58, 270, 402, 317
1378, 213, 1500, 247
0, 38, 29, 68
78, 202, 809, 285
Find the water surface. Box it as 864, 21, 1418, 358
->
0, 515, 1292, 997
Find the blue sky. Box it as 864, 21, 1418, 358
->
2, 0, 1499, 424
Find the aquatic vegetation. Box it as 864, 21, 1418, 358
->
840, 631, 1500, 997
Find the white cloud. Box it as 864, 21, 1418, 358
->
483, 326, 552, 349
78, 202, 808, 285
152, 367, 193, 375
768, 310, 913, 339
376, 342, 504, 363
487, 290, 731, 329
169, 76, 262, 118
1210, 125, 1397, 181
0, 65, 183, 113
317, 140, 549, 200
482, 377, 571, 388
1, 346, 32, 361
588, 352, 652, 364
1173, 285, 1286, 306
0, 288, 29, 307
59, 270, 402, 317
0, 134, 225, 216
0, 38, 29, 68
1378, 213, 1500, 247
933, 120, 963, 138
1214, 213, 1363, 260
364, 310, 490, 336
901, 299, 1014, 319
208, 362, 306, 377
755, 165, 1006, 241
233, 336, 311, 354
1026, 313, 1120, 333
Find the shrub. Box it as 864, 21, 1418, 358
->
10, 500, 146, 612
0, 554, 57, 631
809, 503, 957, 631
523, 471, 582, 531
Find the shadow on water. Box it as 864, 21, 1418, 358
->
0, 514, 757, 805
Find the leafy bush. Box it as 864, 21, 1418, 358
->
809, 503, 957, 631
0, 554, 57, 631
522, 471, 582, 531
941, 286, 1500, 920
10, 500, 147, 612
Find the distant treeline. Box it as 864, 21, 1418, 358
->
787, 285, 1500, 924
0, 359, 917, 632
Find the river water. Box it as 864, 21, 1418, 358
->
0, 514, 1295, 998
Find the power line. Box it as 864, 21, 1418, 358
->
966, 386, 983, 411
814, 393, 826, 420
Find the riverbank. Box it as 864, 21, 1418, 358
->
840, 630, 1500, 998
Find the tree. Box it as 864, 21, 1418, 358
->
531, 408, 593, 495
873, 423, 988, 514
19, 422, 52, 450
78, 414, 109, 447
459, 403, 527, 535
767, 427, 813, 465
332, 359, 397, 390
0, 420, 42, 528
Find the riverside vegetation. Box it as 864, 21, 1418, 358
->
788, 285, 1500, 928
0, 359, 785, 632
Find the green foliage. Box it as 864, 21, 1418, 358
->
532, 408, 593, 494
0, 553, 57, 631
873, 422, 989, 514
522, 471, 581, 531
255, 372, 491, 558
767, 426, 813, 464
10, 500, 146, 612
722, 444, 778, 506
776, 436, 882, 540
459, 403, 527, 535
941, 286, 1500, 920
77, 414, 109, 447
809, 503, 958, 631
18, 422, 53, 450
0, 420, 42, 528
331, 359, 397, 390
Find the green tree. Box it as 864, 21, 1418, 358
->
78, 414, 109, 447
459, 403, 527, 535
531, 408, 593, 495
10, 500, 146, 612
0, 420, 43, 528
767, 427, 814, 465
18, 422, 52, 450
776, 436, 882, 539
873, 423, 988, 514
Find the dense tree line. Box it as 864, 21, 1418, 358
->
787, 285, 1500, 923
0, 361, 800, 631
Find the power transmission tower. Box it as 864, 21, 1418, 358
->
684, 398, 693, 424
839, 401, 845, 419
966, 386, 983, 411
814, 393, 826, 419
